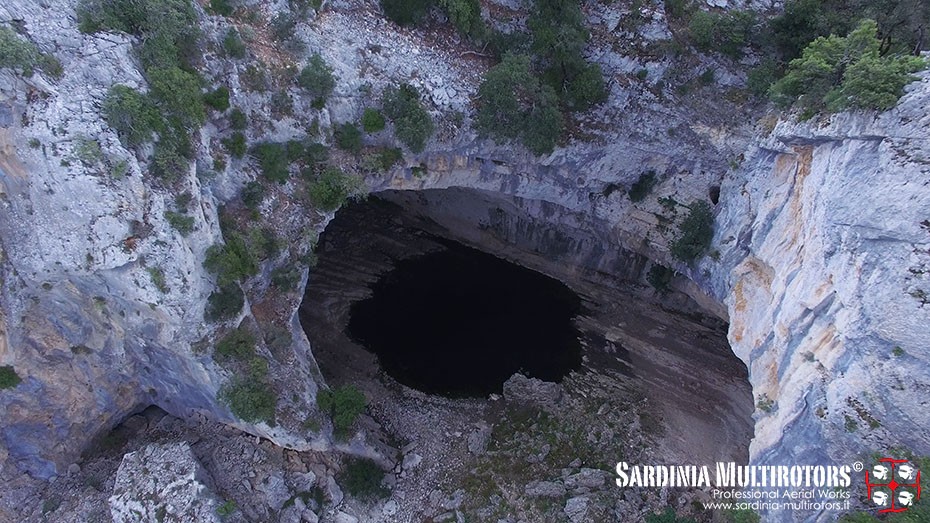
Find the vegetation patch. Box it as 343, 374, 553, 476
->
382, 84, 434, 153
308, 167, 365, 212
338, 458, 389, 501
206, 284, 244, 322
316, 385, 366, 438
670, 201, 714, 263
628, 171, 658, 202
219, 357, 276, 424
297, 53, 336, 106
0, 365, 22, 389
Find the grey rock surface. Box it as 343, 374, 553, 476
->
108, 442, 221, 523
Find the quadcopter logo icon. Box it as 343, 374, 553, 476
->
865, 458, 921, 514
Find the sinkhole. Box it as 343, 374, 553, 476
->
300, 189, 754, 465
345, 241, 583, 397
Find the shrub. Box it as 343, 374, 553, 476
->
103, 86, 162, 148
382, 84, 434, 153
646, 508, 696, 523
317, 385, 367, 437
270, 90, 293, 118
271, 267, 301, 291
297, 53, 336, 105
251, 142, 290, 183
670, 201, 714, 263
440, 0, 482, 36
628, 171, 657, 202
0, 26, 40, 75
204, 233, 259, 285
230, 108, 247, 130
0, 365, 22, 389
165, 210, 195, 236
361, 108, 386, 133
241, 180, 265, 210
215, 325, 256, 362
147, 266, 169, 293
148, 66, 205, 128
216, 500, 236, 517
74, 136, 104, 165
688, 9, 756, 58
335, 123, 363, 154
205, 284, 244, 322
223, 132, 247, 158
769, 19, 926, 112
223, 28, 246, 58
476, 55, 562, 155
338, 458, 388, 500
204, 86, 230, 111
529, 0, 605, 109
308, 167, 365, 212
219, 358, 276, 423
646, 264, 674, 293
209, 0, 235, 16
380, 0, 434, 26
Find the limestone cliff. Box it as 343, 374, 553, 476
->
0, 1, 927, 521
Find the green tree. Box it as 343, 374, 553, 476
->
205, 284, 244, 322
215, 325, 256, 362
380, 0, 434, 26
148, 66, 205, 128
670, 201, 714, 263
382, 84, 434, 153
103, 86, 162, 148
204, 233, 259, 286
0, 365, 22, 389
361, 108, 386, 133
297, 53, 336, 104
222, 28, 246, 58
308, 167, 365, 212
317, 385, 367, 437
0, 26, 41, 75
204, 86, 230, 111
476, 55, 563, 155
769, 19, 925, 111
335, 123, 363, 154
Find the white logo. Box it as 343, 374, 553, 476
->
898, 464, 916, 481
872, 490, 889, 506
872, 465, 890, 480
899, 491, 915, 507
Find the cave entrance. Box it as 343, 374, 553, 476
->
300, 188, 753, 467
345, 240, 583, 397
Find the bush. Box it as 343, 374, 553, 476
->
440, 0, 482, 36
317, 385, 367, 437
646, 264, 674, 293
215, 325, 256, 362
0, 365, 22, 389
769, 19, 926, 112
230, 108, 247, 130
219, 358, 276, 423
241, 180, 265, 209
628, 171, 657, 202
208, 0, 235, 16
148, 66, 205, 128
0, 26, 41, 75
270, 90, 293, 118
103, 86, 162, 148
380, 0, 434, 26
361, 108, 386, 133
223, 132, 247, 158
223, 28, 246, 59
382, 84, 434, 153
335, 123, 363, 154
688, 9, 756, 58
297, 53, 336, 104
338, 458, 388, 500
165, 210, 195, 235
476, 55, 562, 155
204, 233, 259, 286
147, 266, 169, 293
308, 167, 365, 212
670, 201, 714, 263
204, 86, 230, 111
206, 284, 244, 322
251, 142, 290, 183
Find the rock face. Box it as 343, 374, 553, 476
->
108, 442, 222, 523
713, 83, 930, 472
0, 2, 927, 521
